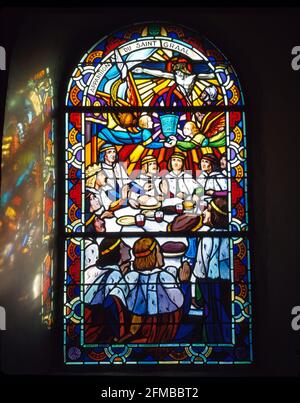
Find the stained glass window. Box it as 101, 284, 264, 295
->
64, 23, 252, 365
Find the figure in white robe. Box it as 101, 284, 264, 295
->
97, 144, 130, 203
165, 171, 199, 198
129, 155, 168, 206
190, 197, 229, 301
195, 154, 227, 203
191, 234, 231, 342
197, 170, 227, 194
164, 151, 201, 203
131, 173, 163, 198
84, 238, 132, 343
100, 162, 130, 192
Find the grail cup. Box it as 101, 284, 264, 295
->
159, 114, 180, 138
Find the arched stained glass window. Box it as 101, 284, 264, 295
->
64, 23, 252, 365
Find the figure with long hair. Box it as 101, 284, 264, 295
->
195, 154, 227, 200
133, 60, 216, 105
164, 151, 199, 199
165, 119, 226, 149
114, 237, 191, 347
129, 155, 168, 208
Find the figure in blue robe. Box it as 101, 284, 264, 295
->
98, 115, 165, 148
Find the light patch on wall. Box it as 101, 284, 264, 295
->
0, 46, 5, 71
0, 306, 6, 330
32, 272, 42, 300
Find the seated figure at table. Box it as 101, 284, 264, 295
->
94, 169, 129, 211
164, 151, 199, 199
85, 170, 129, 231
194, 154, 227, 204
97, 143, 131, 195
129, 155, 168, 208
167, 196, 228, 234
85, 187, 110, 232
110, 237, 191, 345
87, 171, 113, 211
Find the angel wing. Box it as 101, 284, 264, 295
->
202, 112, 225, 138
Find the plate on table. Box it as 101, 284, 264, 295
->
141, 210, 155, 219
139, 202, 161, 210
116, 216, 136, 226
162, 197, 183, 207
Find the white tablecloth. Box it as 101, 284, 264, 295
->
105, 205, 177, 232
104, 197, 200, 233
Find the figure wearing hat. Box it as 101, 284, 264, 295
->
84, 238, 131, 306
195, 154, 227, 202
95, 144, 130, 204
129, 155, 168, 207
164, 151, 199, 199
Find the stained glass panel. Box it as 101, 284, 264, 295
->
65, 110, 247, 233
64, 22, 251, 366
64, 236, 251, 364
66, 24, 243, 108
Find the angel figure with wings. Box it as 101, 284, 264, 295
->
165, 113, 226, 150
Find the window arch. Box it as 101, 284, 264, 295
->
64, 22, 252, 365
